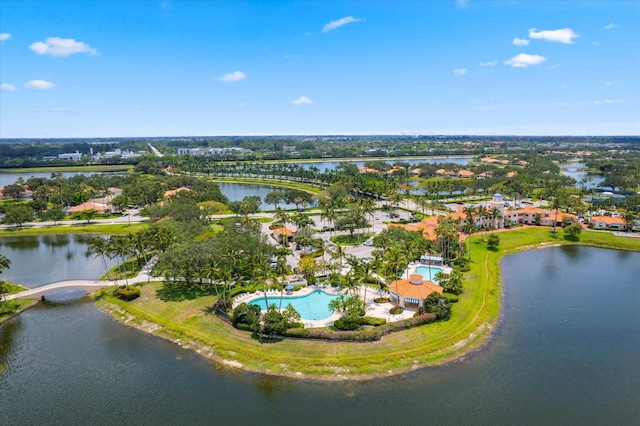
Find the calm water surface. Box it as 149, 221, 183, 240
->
301, 156, 471, 173
0, 171, 123, 187
1, 246, 638, 425
0, 235, 116, 287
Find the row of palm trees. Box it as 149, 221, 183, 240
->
86, 226, 176, 287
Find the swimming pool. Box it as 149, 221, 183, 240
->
249, 290, 340, 320
414, 266, 444, 283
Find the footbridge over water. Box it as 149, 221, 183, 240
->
5, 257, 157, 301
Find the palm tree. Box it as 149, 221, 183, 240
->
87, 237, 114, 283
108, 235, 133, 287
489, 207, 503, 233
358, 197, 376, 234
475, 205, 488, 241
354, 260, 373, 303
327, 244, 347, 272
0, 254, 11, 306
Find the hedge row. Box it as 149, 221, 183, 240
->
283, 314, 436, 342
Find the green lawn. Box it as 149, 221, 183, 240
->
0, 222, 147, 236
94, 227, 640, 379
329, 232, 374, 246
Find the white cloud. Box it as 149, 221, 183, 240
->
0, 33, 11, 42
29, 37, 99, 57
453, 68, 468, 75
290, 96, 313, 106
604, 23, 618, 30
593, 99, 617, 105
479, 60, 497, 66
605, 81, 612, 85
528, 28, 579, 44
545, 63, 561, 71
456, 0, 470, 7
24, 80, 55, 90
322, 16, 362, 33
513, 38, 530, 46
1, 83, 16, 91
218, 71, 247, 82
49, 107, 79, 114
504, 53, 547, 68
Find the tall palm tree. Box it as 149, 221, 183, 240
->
108, 235, 133, 287
354, 260, 373, 303
358, 197, 376, 234
0, 254, 11, 306
87, 237, 114, 283
475, 205, 488, 241
489, 207, 503, 233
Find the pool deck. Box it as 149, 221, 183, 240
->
402, 262, 452, 282
232, 285, 418, 328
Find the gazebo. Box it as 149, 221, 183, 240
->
389, 274, 444, 309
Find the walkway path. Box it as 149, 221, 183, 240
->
5, 256, 158, 301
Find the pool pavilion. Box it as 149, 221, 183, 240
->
389, 274, 444, 309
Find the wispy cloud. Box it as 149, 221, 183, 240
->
513, 38, 530, 46
322, 16, 362, 33
528, 28, 579, 44
545, 63, 561, 71
1, 83, 16, 91
284, 54, 301, 59
29, 37, 99, 57
479, 60, 497, 67
604, 23, 618, 30
217, 71, 247, 82
456, 0, 471, 8
504, 53, 547, 68
290, 96, 313, 106
49, 107, 79, 115
0, 33, 11, 42
24, 80, 55, 90
453, 68, 468, 75
605, 81, 612, 85
593, 99, 618, 105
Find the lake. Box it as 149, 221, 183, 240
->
0, 234, 116, 287
560, 162, 606, 189
1, 244, 638, 425
217, 182, 317, 210
300, 156, 472, 173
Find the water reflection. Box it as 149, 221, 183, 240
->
0, 247, 638, 425
0, 235, 115, 287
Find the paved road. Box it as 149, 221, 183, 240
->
148, 143, 164, 157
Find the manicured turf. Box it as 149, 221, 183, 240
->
0, 223, 147, 236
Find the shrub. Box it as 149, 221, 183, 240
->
374, 297, 389, 304
359, 316, 386, 326
285, 328, 309, 338
487, 234, 500, 250
293, 285, 304, 291
116, 287, 140, 301
390, 306, 404, 315
232, 303, 261, 329
334, 316, 361, 331
236, 323, 254, 332
282, 313, 436, 342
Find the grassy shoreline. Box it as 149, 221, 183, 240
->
0, 222, 146, 236
93, 228, 640, 380
206, 177, 321, 193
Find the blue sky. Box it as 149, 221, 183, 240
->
1, 0, 639, 138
